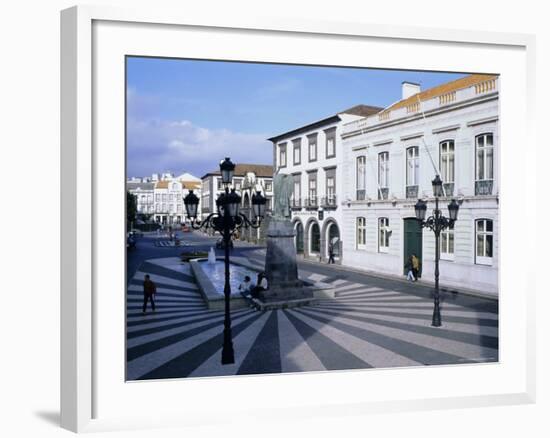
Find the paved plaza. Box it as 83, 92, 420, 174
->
126, 232, 498, 380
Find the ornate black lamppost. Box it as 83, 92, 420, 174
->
414, 175, 460, 327
183, 157, 266, 364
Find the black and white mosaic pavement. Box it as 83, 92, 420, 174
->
127, 256, 498, 380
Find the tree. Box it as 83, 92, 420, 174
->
127, 191, 137, 229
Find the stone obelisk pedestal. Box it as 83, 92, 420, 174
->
260, 218, 313, 303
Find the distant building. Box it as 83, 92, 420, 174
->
127, 171, 201, 226
269, 105, 382, 264
200, 163, 274, 242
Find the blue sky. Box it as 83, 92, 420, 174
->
126, 57, 466, 177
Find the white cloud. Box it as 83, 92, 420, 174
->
127, 117, 272, 177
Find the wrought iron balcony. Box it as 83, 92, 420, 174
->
378, 187, 389, 200
304, 197, 318, 209
406, 185, 418, 199
356, 189, 366, 201
475, 180, 493, 196
321, 195, 337, 208
290, 198, 302, 209
443, 182, 454, 197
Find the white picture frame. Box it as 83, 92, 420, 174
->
61, 5, 536, 433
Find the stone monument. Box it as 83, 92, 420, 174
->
260, 174, 313, 303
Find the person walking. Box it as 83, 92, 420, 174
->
411, 254, 420, 281
405, 255, 415, 281
142, 274, 157, 314
327, 241, 336, 264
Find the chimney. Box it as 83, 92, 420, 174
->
402, 81, 421, 100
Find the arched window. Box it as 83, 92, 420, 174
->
475, 219, 493, 265
356, 217, 366, 249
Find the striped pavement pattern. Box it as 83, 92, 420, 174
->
127, 257, 498, 380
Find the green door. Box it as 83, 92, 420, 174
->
403, 218, 423, 277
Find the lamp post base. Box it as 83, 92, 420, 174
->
221, 328, 235, 365
431, 305, 442, 327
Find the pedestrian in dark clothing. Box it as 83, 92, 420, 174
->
250, 272, 268, 299
142, 274, 156, 314
327, 243, 336, 264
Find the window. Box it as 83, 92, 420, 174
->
162, 193, 167, 202
265, 181, 273, 192
234, 179, 242, 190
406, 146, 419, 185
378, 152, 389, 199
440, 140, 455, 196
155, 193, 160, 202
293, 139, 301, 165
441, 229, 454, 260
217, 178, 224, 190
292, 176, 301, 207
169, 194, 174, 202
356, 217, 366, 249
475, 219, 493, 265
325, 170, 335, 205
325, 128, 336, 158
356, 156, 366, 200
378, 217, 390, 252
308, 174, 317, 206
475, 133, 494, 195
279, 143, 287, 167
308, 134, 318, 161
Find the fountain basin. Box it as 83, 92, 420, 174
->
190, 256, 336, 311
189, 258, 261, 310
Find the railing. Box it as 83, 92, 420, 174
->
406, 185, 418, 199
475, 79, 496, 94
341, 77, 498, 137
378, 111, 390, 121
321, 195, 338, 208
290, 198, 302, 209
406, 102, 420, 113
356, 189, 366, 201
439, 91, 456, 105
442, 182, 454, 197
475, 180, 493, 196
304, 197, 318, 208
378, 188, 389, 200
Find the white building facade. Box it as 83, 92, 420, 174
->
127, 172, 201, 226
340, 75, 499, 294
200, 164, 274, 242
269, 105, 382, 263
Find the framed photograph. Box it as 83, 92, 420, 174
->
61, 5, 536, 433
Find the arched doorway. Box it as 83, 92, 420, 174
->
309, 222, 321, 255
295, 221, 304, 254
326, 221, 341, 261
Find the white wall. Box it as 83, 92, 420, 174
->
1, 1, 547, 438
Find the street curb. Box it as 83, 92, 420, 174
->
295, 256, 499, 302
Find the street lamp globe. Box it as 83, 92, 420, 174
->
448, 199, 460, 222
252, 190, 267, 219
432, 174, 444, 198
183, 190, 199, 219
219, 157, 235, 185
227, 189, 241, 218
414, 199, 428, 221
